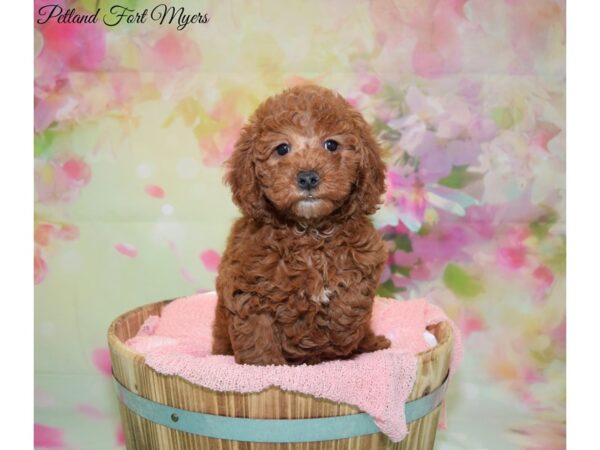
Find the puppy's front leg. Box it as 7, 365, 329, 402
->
329, 280, 391, 356
229, 309, 286, 365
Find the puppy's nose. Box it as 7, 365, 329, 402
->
297, 170, 320, 190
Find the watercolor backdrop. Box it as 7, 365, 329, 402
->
34, 1, 566, 449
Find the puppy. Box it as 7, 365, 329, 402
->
212, 85, 391, 365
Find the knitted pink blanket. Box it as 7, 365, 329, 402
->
127, 292, 462, 442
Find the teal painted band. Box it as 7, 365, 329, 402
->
114, 373, 448, 443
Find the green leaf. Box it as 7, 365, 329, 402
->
443, 263, 484, 298
490, 107, 514, 129
391, 265, 411, 277
490, 104, 525, 130
417, 223, 433, 237
377, 280, 397, 298
34, 129, 57, 157
438, 165, 482, 189
543, 237, 566, 274
77, 0, 98, 12
530, 209, 559, 240
77, 0, 141, 13
393, 234, 413, 252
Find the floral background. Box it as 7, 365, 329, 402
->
34, 0, 566, 449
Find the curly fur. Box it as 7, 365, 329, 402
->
212, 85, 391, 365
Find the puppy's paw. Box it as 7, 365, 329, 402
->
371, 334, 391, 351
234, 352, 286, 366
358, 332, 391, 353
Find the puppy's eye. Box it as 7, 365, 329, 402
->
324, 139, 339, 152
275, 143, 290, 156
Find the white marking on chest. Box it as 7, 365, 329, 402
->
311, 288, 332, 305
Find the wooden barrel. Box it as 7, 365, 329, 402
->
108, 300, 453, 450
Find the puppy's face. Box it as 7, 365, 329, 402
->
255, 117, 362, 220
226, 85, 386, 222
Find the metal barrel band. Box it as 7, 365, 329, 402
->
113, 373, 449, 443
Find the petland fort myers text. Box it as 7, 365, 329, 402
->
36, 4, 210, 31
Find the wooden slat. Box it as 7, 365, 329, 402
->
108, 301, 453, 450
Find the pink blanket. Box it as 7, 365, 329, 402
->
127, 292, 462, 442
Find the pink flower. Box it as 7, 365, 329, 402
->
35, 223, 79, 249
497, 245, 528, 270
359, 73, 381, 95
533, 265, 555, 289
368, 0, 405, 46
458, 312, 485, 338
35, 157, 92, 204
393, 250, 418, 267
34, 1, 67, 24
411, 223, 471, 265
391, 274, 411, 288
385, 86, 495, 183
114, 243, 138, 258
522, 367, 545, 384
413, 0, 465, 78
62, 158, 91, 184
76, 403, 106, 420
35, 224, 55, 246
506, 0, 565, 74
34, 11, 106, 132
387, 168, 478, 232
116, 423, 126, 446
530, 121, 561, 151
409, 261, 431, 281
150, 33, 201, 71
396, 183, 428, 231
198, 131, 239, 166
34, 423, 65, 448
462, 204, 497, 240
412, 41, 447, 78
200, 250, 221, 272
34, 248, 48, 284
91, 348, 112, 377
144, 185, 165, 199
550, 318, 566, 349
34, 96, 62, 133
38, 20, 106, 71
55, 224, 79, 240
344, 95, 361, 108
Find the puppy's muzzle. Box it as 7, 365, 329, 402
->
297, 170, 320, 190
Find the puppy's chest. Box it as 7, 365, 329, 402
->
274, 242, 355, 305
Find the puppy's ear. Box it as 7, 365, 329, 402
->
352, 111, 387, 215
224, 122, 265, 219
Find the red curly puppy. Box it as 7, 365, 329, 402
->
212, 85, 391, 365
